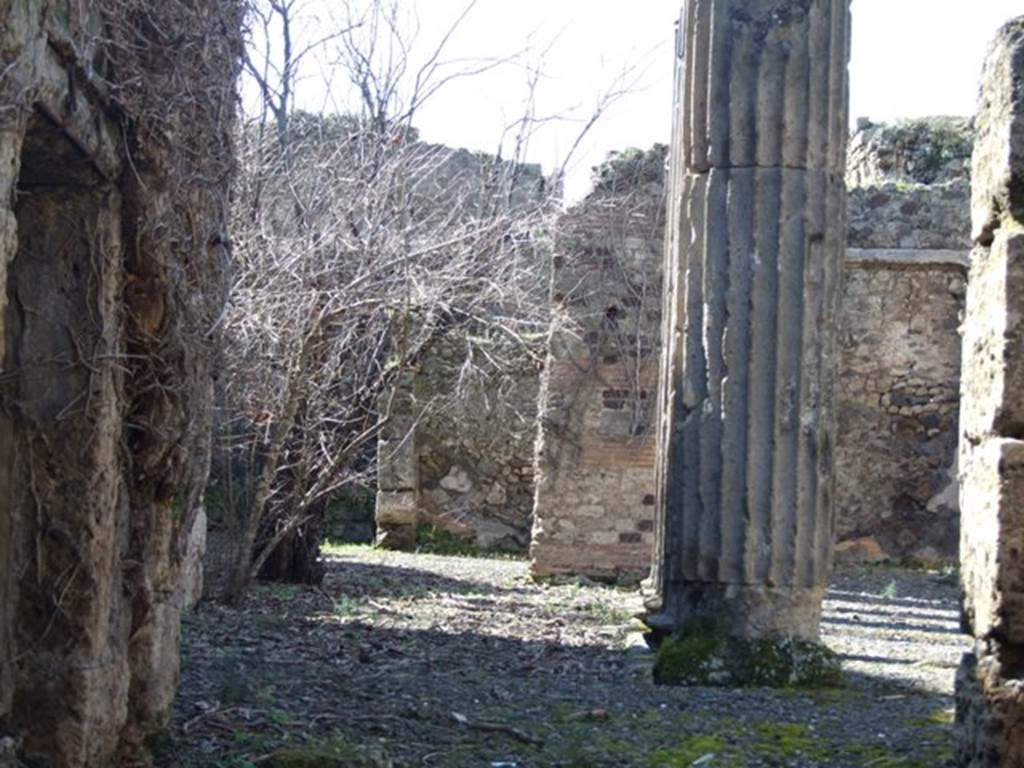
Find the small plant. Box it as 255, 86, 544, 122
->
332, 595, 363, 618
213, 650, 250, 705
415, 524, 480, 556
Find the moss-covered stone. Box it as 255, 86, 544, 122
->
652, 619, 843, 688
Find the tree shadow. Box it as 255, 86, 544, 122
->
172, 560, 962, 767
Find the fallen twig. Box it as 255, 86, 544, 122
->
450, 711, 543, 746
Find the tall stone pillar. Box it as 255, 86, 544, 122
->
646, 0, 851, 652
955, 17, 1024, 767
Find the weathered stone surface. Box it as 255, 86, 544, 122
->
375, 374, 421, 549
846, 117, 973, 188
960, 438, 1024, 643
374, 254, 540, 553
956, 642, 1024, 767
971, 18, 1024, 243
837, 118, 970, 563
530, 146, 666, 582
647, 0, 851, 643
836, 258, 965, 561
956, 16, 1024, 767
960, 232, 1024, 439
834, 536, 886, 564
847, 182, 971, 251
375, 491, 419, 526
528, 120, 968, 577
0, 2, 240, 765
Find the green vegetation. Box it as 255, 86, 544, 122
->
321, 541, 374, 557
648, 734, 728, 766
415, 523, 480, 556
652, 619, 843, 688
907, 117, 973, 180
909, 708, 955, 727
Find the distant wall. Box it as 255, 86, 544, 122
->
371, 148, 546, 553
529, 122, 971, 580
529, 147, 666, 581
835, 117, 971, 563
414, 337, 540, 550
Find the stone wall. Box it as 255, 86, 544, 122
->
835, 118, 972, 563
377, 334, 540, 552
373, 146, 546, 553
529, 147, 666, 581
955, 17, 1024, 765
530, 120, 971, 580
0, 3, 239, 765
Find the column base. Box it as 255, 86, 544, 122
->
644, 583, 827, 642
650, 616, 842, 688
643, 583, 839, 688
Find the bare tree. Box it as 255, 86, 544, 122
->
214, 0, 633, 603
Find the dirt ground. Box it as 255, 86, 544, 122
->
161, 545, 968, 767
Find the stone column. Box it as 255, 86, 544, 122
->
375, 372, 421, 550
955, 17, 1024, 766
646, 0, 850, 653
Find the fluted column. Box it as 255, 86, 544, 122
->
647, 0, 851, 644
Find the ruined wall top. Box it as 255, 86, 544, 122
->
589, 144, 668, 197
847, 118, 973, 253
847, 117, 974, 188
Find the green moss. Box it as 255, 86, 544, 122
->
651, 618, 728, 684
844, 741, 954, 768
648, 734, 729, 767
908, 708, 954, 728
751, 722, 830, 761
653, 621, 843, 688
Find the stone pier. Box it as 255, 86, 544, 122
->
955, 17, 1024, 766
646, 0, 851, 653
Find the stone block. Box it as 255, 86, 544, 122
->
955, 645, 1024, 767
960, 438, 1024, 642
961, 233, 1024, 439
834, 536, 886, 564
377, 438, 417, 490
971, 18, 1024, 240
375, 491, 418, 527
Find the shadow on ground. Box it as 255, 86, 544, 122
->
163, 548, 963, 768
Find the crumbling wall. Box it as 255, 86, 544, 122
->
529, 147, 666, 581
413, 338, 540, 551
373, 152, 546, 553
0, 2, 239, 765
835, 118, 972, 563
955, 17, 1024, 766
375, 334, 540, 552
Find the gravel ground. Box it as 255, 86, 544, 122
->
163, 545, 968, 767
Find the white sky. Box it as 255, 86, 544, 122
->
266, 0, 1021, 201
